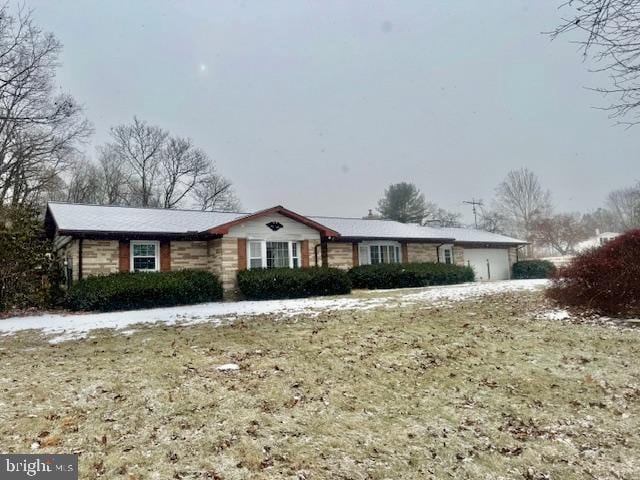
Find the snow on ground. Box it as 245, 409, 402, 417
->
0, 279, 548, 343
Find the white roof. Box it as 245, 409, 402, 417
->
47, 202, 527, 244
308, 216, 453, 241
47, 202, 246, 234
433, 227, 527, 245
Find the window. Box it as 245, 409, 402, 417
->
439, 245, 454, 264
249, 240, 263, 269
361, 242, 401, 265
131, 241, 159, 272
291, 241, 300, 268
267, 241, 289, 268
247, 240, 302, 269
443, 248, 452, 264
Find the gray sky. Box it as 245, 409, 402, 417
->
29, 0, 638, 222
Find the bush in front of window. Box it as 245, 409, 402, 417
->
511, 260, 556, 279
65, 270, 223, 311
237, 267, 352, 300
348, 263, 475, 290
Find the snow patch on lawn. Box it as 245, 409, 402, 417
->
540, 309, 571, 321
0, 279, 548, 343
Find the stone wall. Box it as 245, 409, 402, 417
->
208, 237, 238, 293
308, 240, 322, 267
406, 243, 438, 263
82, 240, 119, 277
453, 246, 465, 266
325, 242, 353, 270
170, 241, 209, 270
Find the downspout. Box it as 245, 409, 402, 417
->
435, 243, 446, 263
314, 242, 322, 267
78, 238, 83, 280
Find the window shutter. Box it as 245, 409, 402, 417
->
352, 242, 359, 267
301, 240, 309, 267
160, 240, 171, 271
237, 238, 247, 270
119, 241, 130, 273
358, 244, 369, 265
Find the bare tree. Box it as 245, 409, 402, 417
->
606, 181, 640, 229
532, 213, 589, 255
477, 207, 509, 234
193, 168, 240, 212
494, 168, 552, 241
159, 137, 208, 208
97, 144, 129, 205
108, 117, 166, 207
0, 6, 91, 206
580, 207, 621, 233
423, 203, 462, 227
551, 0, 640, 123
63, 156, 101, 204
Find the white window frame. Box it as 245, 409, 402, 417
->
130, 240, 160, 272
246, 239, 302, 269
359, 241, 402, 265
439, 244, 454, 264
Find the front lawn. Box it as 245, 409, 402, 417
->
1, 289, 639, 479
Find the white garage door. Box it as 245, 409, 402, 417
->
464, 248, 510, 281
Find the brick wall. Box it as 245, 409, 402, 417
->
82, 240, 119, 277
406, 243, 438, 263
325, 242, 353, 270
170, 241, 209, 270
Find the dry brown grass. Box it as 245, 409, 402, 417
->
1, 290, 639, 479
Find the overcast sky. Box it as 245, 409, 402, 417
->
29, 0, 638, 222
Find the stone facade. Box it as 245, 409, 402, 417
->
208, 237, 238, 292
325, 242, 353, 270
308, 240, 322, 267
82, 240, 119, 277
170, 241, 209, 271
453, 246, 465, 266
406, 243, 438, 263
62, 239, 80, 281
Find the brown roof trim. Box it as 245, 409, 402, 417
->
455, 241, 529, 247
57, 230, 221, 241
207, 205, 340, 237
327, 236, 456, 243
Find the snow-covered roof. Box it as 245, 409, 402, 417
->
431, 227, 527, 245
47, 202, 246, 234
46, 202, 527, 245
308, 216, 454, 241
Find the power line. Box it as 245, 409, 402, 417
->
463, 198, 484, 228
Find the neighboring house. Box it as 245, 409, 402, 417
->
44, 202, 528, 294
575, 230, 620, 253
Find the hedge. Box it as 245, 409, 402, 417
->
547, 229, 640, 316
512, 260, 556, 279
65, 270, 223, 311
348, 263, 475, 290
237, 267, 352, 300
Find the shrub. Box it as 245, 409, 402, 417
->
65, 269, 223, 311
348, 263, 475, 290
547, 230, 640, 316
512, 260, 556, 279
0, 206, 58, 311
237, 267, 352, 300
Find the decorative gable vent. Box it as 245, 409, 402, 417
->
266, 221, 284, 231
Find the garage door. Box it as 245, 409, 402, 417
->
464, 248, 510, 281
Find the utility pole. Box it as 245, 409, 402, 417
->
463, 198, 483, 229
